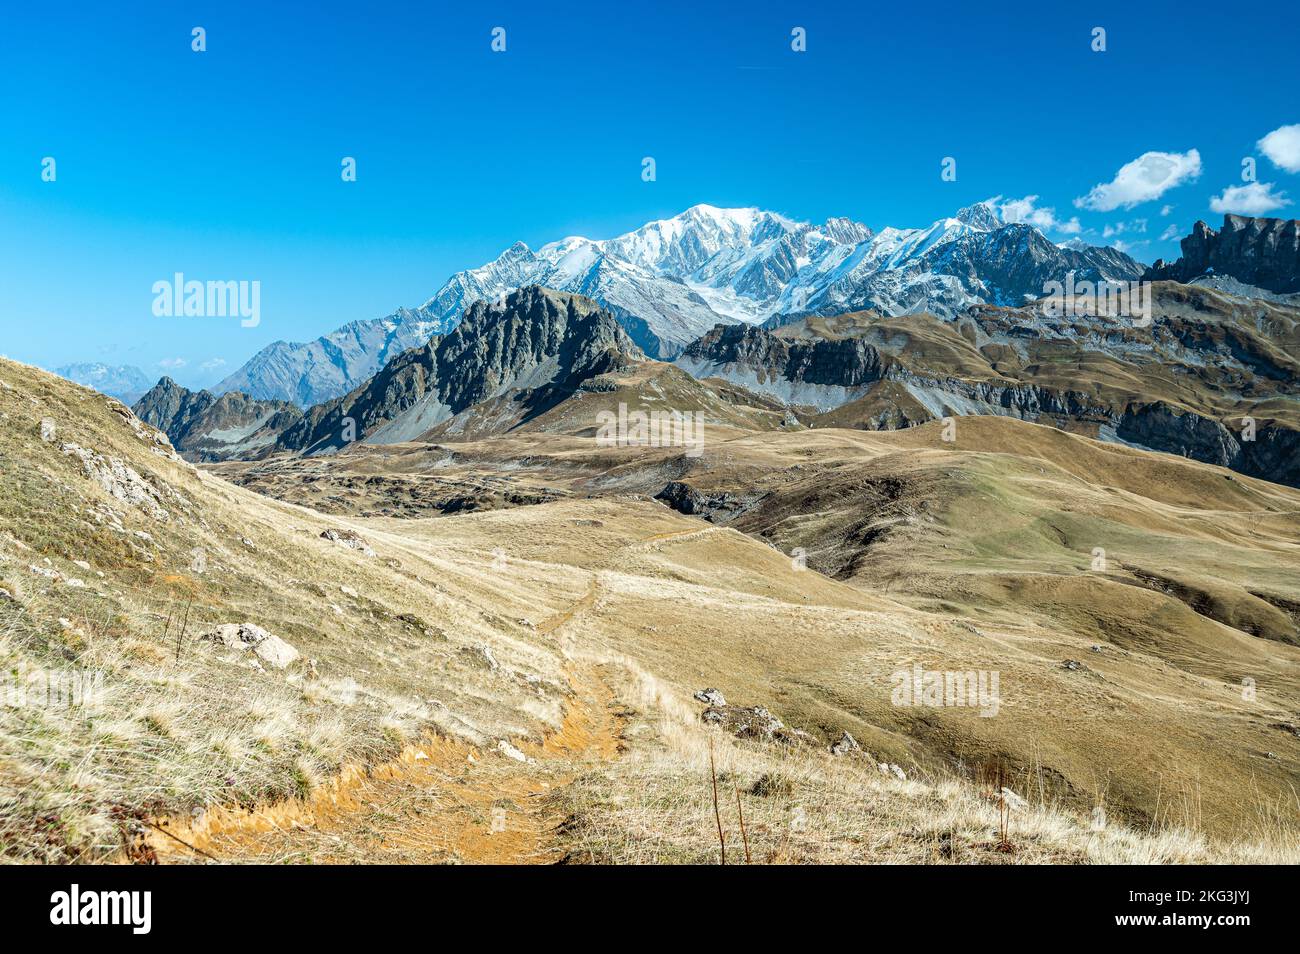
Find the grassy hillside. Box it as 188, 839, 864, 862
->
2, 357, 1295, 863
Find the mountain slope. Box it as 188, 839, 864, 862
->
133, 377, 303, 462
277, 286, 642, 455
212, 310, 449, 406
18, 356, 1296, 863
213, 406, 1300, 844
678, 282, 1300, 487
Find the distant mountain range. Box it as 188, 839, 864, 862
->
140, 277, 1300, 489
212, 202, 1144, 406
54, 362, 151, 403
212, 310, 444, 407
135, 212, 1300, 488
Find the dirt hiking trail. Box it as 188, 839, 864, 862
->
145, 584, 626, 865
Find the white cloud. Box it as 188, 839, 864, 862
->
1107, 238, 1148, 255
1258, 124, 1300, 174
158, 357, 187, 370
1159, 204, 1174, 216
997, 195, 1081, 234
1102, 219, 1148, 239
1208, 182, 1291, 216
1074, 149, 1202, 211
200, 358, 227, 372
1159, 224, 1181, 241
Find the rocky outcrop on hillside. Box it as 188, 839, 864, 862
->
277, 286, 643, 455
133, 377, 302, 462
1145, 215, 1300, 293
683, 324, 893, 388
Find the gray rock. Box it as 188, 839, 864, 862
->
830, 731, 862, 757
275, 287, 642, 455
1000, 787, 1029, 811
701, 704, 786, 742
1145, 214, 1300, 293
320, 528, 375, 557
693, 687, 726, 707
461, 644, 500, 671
61, 442, 170, 521
203, 623, 300, 669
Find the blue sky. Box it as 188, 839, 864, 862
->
1, 0, 1297, 388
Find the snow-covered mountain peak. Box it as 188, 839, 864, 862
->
402, 203, 1143, 358
955, 200, 1003, 231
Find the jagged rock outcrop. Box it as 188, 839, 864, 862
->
1145, 215, 1300, 293
277, 286, 642, 455
133, 378, 302, 462
680, 323, 893, 398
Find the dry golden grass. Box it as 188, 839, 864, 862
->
556, 658, 1297, 864
0, 358, 573, 861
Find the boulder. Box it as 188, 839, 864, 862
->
830, 731, 862, 757
203, 622, 299, 669
999, 787, 1029, 811
461, 644, 500, 671
320, 528, 375, 556
497, 740, 532, 763
693, 687, 726, 707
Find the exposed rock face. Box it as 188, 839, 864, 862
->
133, 377, 302, 462
679, 322, 893, 410
654, 482, 762, 524
1117, 404, 1300, 489
61, 442, 171, 521
277, 286, 642, 455
1145, 215, 1300, 293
